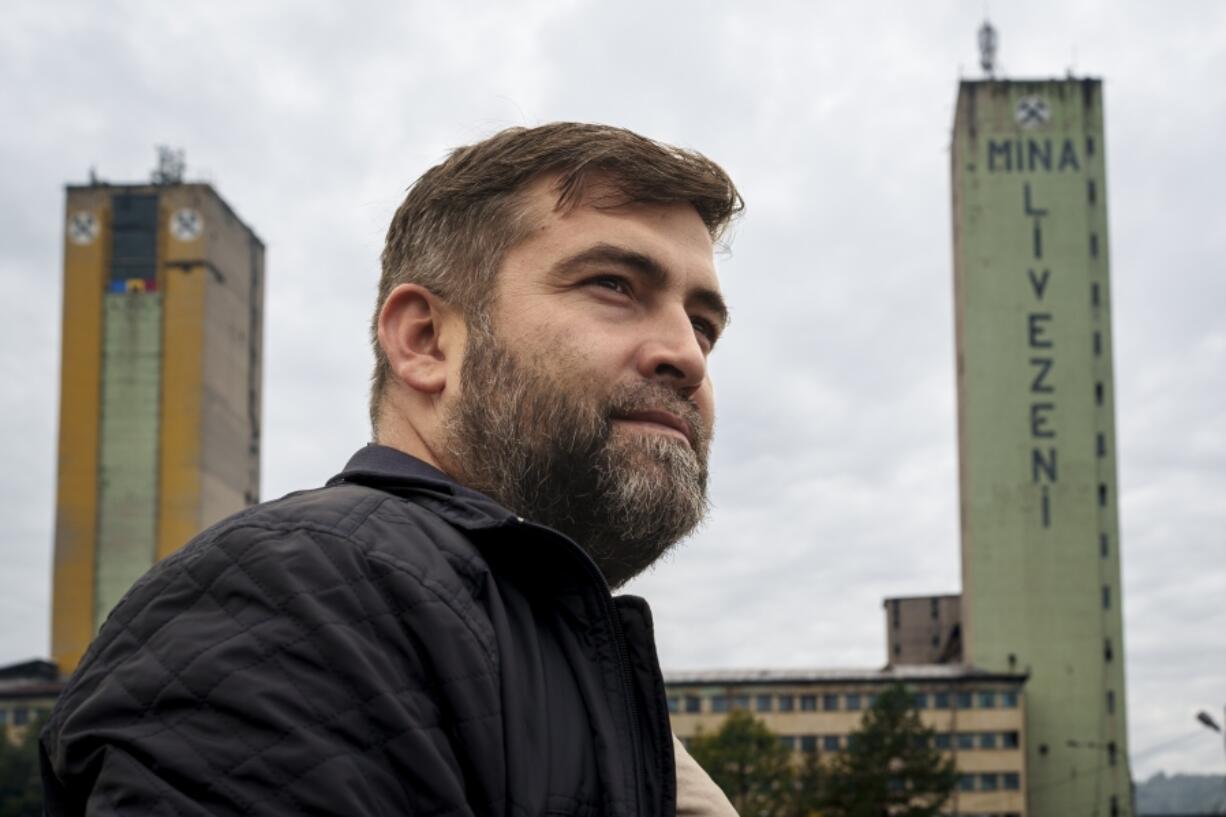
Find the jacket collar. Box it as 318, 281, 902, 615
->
328, 444, 520, 531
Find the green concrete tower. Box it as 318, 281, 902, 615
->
951, 79, 1130, 817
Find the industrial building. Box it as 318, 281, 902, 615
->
52, 157, 264, 674
950, 77, 1130, 817
667, 665, 1028, 817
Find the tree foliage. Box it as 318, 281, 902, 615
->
819, 684, 959, 817
0, 720, 44, 817
688, 709, 823, 817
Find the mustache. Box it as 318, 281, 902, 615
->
605, 382, 708, 450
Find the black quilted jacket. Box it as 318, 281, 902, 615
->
41, 445, 677, 817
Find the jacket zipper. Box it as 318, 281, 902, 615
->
516, 518, 647, 817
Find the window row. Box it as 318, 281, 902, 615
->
0, 706, 51, 726
769, 730, 1019, 754
668, 689, 1019, 715
959, 772, 1021, 792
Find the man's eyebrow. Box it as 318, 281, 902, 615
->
552, 242, 730, 330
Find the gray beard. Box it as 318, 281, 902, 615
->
440, 326, 710, 588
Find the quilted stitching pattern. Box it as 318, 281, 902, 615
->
45, 485, 505, 816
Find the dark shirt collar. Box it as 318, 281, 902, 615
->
328, 444, 519, 530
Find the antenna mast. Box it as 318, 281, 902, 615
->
978, 20, 998, 78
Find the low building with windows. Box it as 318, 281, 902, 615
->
666, 664, 1028, 817
0, 659, 65, 745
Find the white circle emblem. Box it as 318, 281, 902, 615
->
67, 212, 100, 245
169, 208, 204, 241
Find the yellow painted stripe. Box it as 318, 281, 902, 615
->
157, 192, 206, 560
53, 193, 107, 674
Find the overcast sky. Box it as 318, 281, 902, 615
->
2, 0, 1224, 780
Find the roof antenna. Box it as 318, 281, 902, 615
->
978, 19, 998, 78
151, 146, 186, 185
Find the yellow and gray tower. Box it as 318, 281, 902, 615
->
53, 158, 264, 674
951, 78, 1130, 817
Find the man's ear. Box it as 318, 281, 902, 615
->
377, 283, 460, 396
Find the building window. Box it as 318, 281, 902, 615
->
978, 691, 996, 708
1088, 178, 1098, 204
934, 733, 952, 750
846, 693, 862, 711
1093, 332, 1103, 357
956, 733, 975, 750
1103, 585, 1111, 610
712, 695, 728, 713
955, 691, 973, 709
1087, 136, 1096, 157
667, 696, 679, 714
913, 693, 928, 710
934, 692, 950, 709
1095, 381, 1104, 405
1099, 483, 1108, 507
800, 735, 817, 754
959, 774, 976, 792
847, 734, 860, 750
1097, 433, 1106, 456
1002, 691, 1019, 708
821, 694, 837, 711
1104, 638, 1114, 662
1108, 741, 1118, 767
685, 695, 701, 713
893, 643, 901, 657
778, 694, 794, 712
732, 695, 750, 711
930, 597, 940, 619
980, 773, 999, 791
801, 695, 818, 712
1003, 730, 1020, 749
867, 694, 878, 707
980, 732, 998, 749
1106, 690, 1115, 715
892, 600, 901, 629
1111, 795, 1120, 817
1004, 772, 1021, 790
756, 694, 773, 713
824, 735, 841, 752
1091, 283, 1101, 307
1100, 533, 1110, 558
779, 735, 796, 751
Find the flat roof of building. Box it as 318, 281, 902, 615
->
664, 664, 1027, 685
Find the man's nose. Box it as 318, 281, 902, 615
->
636, 308, 707, 397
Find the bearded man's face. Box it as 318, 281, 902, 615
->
436, 181, 726, 588
442, 324, 710, 588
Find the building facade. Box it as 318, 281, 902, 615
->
667, 666, 1028, 817
885, 594, 963, 665
0, 660, 65, 745
53, 179, 264, 674
951, 78, 1130, 817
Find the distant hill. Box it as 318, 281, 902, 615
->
1137, 772, 1226, 815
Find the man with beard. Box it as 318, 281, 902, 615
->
42, 123, 742, 817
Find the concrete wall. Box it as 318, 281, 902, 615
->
95, 292, 162, 626
52, 188, 110, 671
951, 78, 1130, 817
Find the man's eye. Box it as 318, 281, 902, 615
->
589, 276, 631, 295
692, 316, 719, 346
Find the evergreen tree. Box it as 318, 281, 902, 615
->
0, 719, 44, 817
688, 709, 798, 817
820, 685, 958, 817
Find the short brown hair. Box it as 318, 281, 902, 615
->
371, 122, 744, 432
